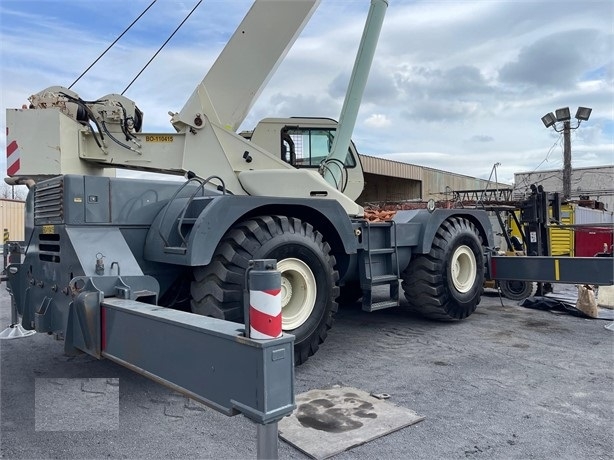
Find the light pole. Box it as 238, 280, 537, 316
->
541, 107, 592, 200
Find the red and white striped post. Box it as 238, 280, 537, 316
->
245, 259, 282, 340
244, 259, 283, 460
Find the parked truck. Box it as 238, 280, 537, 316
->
6, 0, 610, 369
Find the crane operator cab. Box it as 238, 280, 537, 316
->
240, 117, 364, 201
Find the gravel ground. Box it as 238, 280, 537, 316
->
1, 285, 613, 459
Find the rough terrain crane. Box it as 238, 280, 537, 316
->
8, 0, 609, 369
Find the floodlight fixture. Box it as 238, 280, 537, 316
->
541, 112, 556, 128
575, 106, 592, 121
555, 107, 571, 122
540, 105, 591, 199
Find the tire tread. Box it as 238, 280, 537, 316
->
401, 217, 484, 320
191, 215, 338, 365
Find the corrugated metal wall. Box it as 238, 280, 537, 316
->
514, 165, 614, 211
359, 155, 422, 180
574, 206, 614, 224
358, 155, 511, 204
0, 199, 25, 241
549, 205, 574, 256
358, 173, 421, 204
421, 167, 509, 200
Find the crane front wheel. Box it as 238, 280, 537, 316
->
190, 216, 339, 365
278, 258, 317, 330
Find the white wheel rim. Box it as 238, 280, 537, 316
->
277, 258, 317, 330
450, 245, 477, 293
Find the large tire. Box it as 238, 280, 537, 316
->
401, 217, 484, 320
499, 280, 537, 301
190, 216, 339, 365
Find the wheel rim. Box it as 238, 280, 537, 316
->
450, 245, 477, 293
278, 258, 317, 330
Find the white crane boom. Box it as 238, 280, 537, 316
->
172, 0, 320, 132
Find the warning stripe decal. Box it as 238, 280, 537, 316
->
249, 286, 282, 339
7, 140, 20, 176
249, 289, 282, 316
249, 306, 282, 338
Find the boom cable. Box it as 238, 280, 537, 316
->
68, 0, 158, 89
121, 0, 203, 95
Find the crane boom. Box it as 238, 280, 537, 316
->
172, 0, 320, 133
323, 0, 387, 188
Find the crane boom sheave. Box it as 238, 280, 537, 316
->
173, 0, 320, 132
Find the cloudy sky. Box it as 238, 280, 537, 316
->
1, 0, 612, 186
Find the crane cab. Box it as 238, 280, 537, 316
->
240, 117, 365, 202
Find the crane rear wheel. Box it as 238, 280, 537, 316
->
401, 217, 484, 320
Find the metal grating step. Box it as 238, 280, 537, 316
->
368, 248, 395, 255
164, 247, 187, 255
362, 300, 399, 312
370, 275, 399, 284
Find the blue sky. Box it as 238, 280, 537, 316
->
1, 0, 613, 186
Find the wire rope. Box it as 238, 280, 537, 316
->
121, 0, 203, 95
68, 0, 158, 89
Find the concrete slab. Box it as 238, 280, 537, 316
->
279, 386, 424, 459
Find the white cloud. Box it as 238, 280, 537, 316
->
364, 113, 391, 129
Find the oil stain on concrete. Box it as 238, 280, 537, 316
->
279, 386, 424, 459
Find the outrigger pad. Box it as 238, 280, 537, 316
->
279, 386, 424, 460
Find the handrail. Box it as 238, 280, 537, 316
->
176, 175, 226, 248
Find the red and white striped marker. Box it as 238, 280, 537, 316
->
247, 259, 282, 340
6, 140, 20, 176
249, 288, 282, 340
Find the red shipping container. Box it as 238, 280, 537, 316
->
574, 227, 613, 257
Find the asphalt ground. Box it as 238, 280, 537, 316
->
1, 284, 613, 459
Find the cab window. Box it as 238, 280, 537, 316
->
281, 127, 356, 168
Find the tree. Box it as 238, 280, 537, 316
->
0, 182, 27, 201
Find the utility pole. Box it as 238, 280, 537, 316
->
541, 107, 592, 201
562, 120, 571, 200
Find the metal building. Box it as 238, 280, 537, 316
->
358, 155, 422, 203
357, 154, 511, 205
514, 165, 614, 211
0, 199, 25, 241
